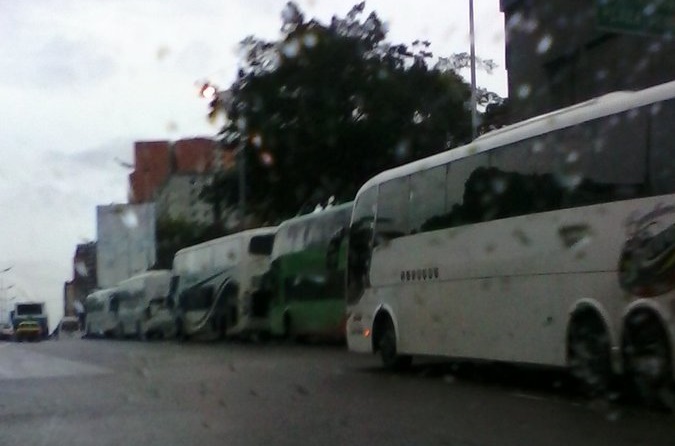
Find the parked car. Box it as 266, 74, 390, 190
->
55, 316, 82, 339
0, 323, 14, 341
14, 321, 42, 342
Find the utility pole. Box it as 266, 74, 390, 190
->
469, 0, 479, 140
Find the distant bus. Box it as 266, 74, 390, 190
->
113, 270, 173, 340
11, 302, 48, 340
170, 227, 277, 340
84, 287, 118, 337
346, 81, 675, 402
268, 203, 352, 341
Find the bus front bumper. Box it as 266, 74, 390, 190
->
346, 315, 373, 354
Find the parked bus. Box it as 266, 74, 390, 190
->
268, 202, 352, 341
84, 287, 118, 338
169, 227, 277, 340
346, 81, 675, 402
113, 270, 173, 340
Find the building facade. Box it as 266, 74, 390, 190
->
500, 0, 675, 121
64, 242, 98, 316
128, 137, 230, 225
96, 203, 156, 288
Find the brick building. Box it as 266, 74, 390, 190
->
128, 137, 233, 225
64, 241, 97, 316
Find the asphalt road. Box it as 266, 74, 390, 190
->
0, 337, 673, 446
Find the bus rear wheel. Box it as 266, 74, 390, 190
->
114, 323, 125, 340
567, 311, 612, 398
623, 311, 674, 410
376, 317, 412, 371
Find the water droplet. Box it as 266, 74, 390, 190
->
282, 39, 301, 58
566, 151, 579, 163
644, 2, 657, 16
531, 140, 545, 154
251, 134, 262, 148
491, 177, 508, 194
74, 261, 88, 277
237, 117, 247, 132
650, 102, 663, 116
536, 35, 553, 54
395, 140, 411, 160
517, 84, 531, 99
121, 209, 138, 228
260, 151, 274, 166
303, 33, 318, 48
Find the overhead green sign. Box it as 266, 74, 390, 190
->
596, 0, 675, 36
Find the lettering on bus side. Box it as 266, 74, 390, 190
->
400, 267, 440, 282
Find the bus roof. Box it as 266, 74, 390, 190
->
276, 202, 353, 230
355, 80, 675, 197
117, 269, 171, 284
86, 287, 117, 300
173, 226, 278, 257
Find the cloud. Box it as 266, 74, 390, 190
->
0, 35, 117, 90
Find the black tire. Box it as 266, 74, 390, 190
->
136, 321, 146, 341
115, 323, 125, 340
175, 319, 189, 342
282, 314, 293, 342
567, 313, 612, 398
377, 317, 412, 371
623, 312, 674, 410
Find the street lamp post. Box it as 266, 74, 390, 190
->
469, 0, 479, 140
0, 282, 14, 325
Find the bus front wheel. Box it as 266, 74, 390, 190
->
376, 316, 412, 371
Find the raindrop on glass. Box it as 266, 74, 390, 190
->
536, 35, 553, 54
282, 39, 301, 58
517, 84, 532, 99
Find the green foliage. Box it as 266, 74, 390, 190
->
206, 2, 501, 223
154, 217, 229, 269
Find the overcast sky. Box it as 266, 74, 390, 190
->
0, 0, 506, 327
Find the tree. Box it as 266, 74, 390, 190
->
205, 2, 501, 224
154, 216, 229, 269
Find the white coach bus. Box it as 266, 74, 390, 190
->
169, 227, 277, 340
84, 287, 119, 338
346, 80, 675, 403
114, 270, 173, 340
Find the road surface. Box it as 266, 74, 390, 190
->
0, 338, 673, 446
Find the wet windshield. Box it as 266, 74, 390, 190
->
2, 1, 675, 445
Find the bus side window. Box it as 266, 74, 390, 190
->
347, 188, 376, 304
375, 177, 409, 244
326, 227, 346, 270
109, 295, 119, 314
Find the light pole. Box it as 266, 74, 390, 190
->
0, 283, 14, 325
469, 0, 478, 140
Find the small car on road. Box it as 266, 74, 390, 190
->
0, 323, 14, 341
14, 321, 42, 342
